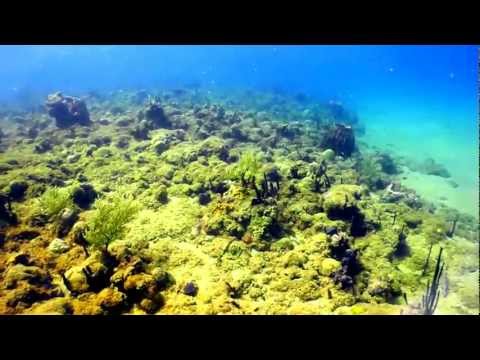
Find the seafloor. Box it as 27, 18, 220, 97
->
0, 89, 478, 315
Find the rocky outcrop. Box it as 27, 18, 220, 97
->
0, 192, 17, 227
143, 101, 172, 129
45, 92, 91, 128
321, 123, 355, 158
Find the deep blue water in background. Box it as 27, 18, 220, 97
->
0, 45, 478, 215
0, 45, 476, 117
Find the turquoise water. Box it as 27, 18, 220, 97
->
0, 45, 478, 216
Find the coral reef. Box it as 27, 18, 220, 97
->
0, 88, 477, 315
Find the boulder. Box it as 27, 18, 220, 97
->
56, 208, 79, 238
321, 123, 355, 158
45, 92, 91, 128
145, 102, 171, 129
95, 287, 127, 314
0, 192, 17, 226
4, 264, 49, 288
323, 184, 363, 220
64, 266, 90, 294
72, 183, 97, 209
48, 238, 71, 254
8, 181, 28, 200
27, 297, 73, 315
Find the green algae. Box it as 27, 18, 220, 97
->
36, 186, 74, 220
84, 193, 140, 250
0, 88, 477, 315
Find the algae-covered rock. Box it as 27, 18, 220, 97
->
320, 258, 341, 276
271, 238, 296, 252
320, 123, 355, 158
46, 92, 91, 128
321, 149, 335, 161
151, 131, 181, 155
95, 287, 127, 313
138, 298, 163, 314
8, 180, 28, 200
248, 205, 282, 242
145, 102, 172, 129
334, 303, 402, 315
4, 264, 49, 289
122, 272, 165, 312
403, 211, 423, 229
115, 135, 131, 149
71, 293, 103, 315
198, 136, 229, 161
323, 184, 363, 220
48, 238, 71, 254
56, 207, 79, 238
281, 252, 308, 268
155, 185, 169, 204
4, 284, 57, 309
124, 273, 157, 296
72, 183, 98, 209
64, 266, 90, 294
27, 297, 73, 315
366, 275, 402, 302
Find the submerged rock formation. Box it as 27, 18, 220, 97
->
326, 102, 358, 125
0, 192, 17, 227
45, 92, 91, 128
143, 101, 172, 129
321, 123, 356, 158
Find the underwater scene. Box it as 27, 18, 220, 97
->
0, 45, 478, 315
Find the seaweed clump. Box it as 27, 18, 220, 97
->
84, 193, 139, 253
37, 187, 74, 221
228, 150, 263, 187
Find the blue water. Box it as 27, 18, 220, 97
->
0, 45, 478, 215
0, 45, 476, 116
